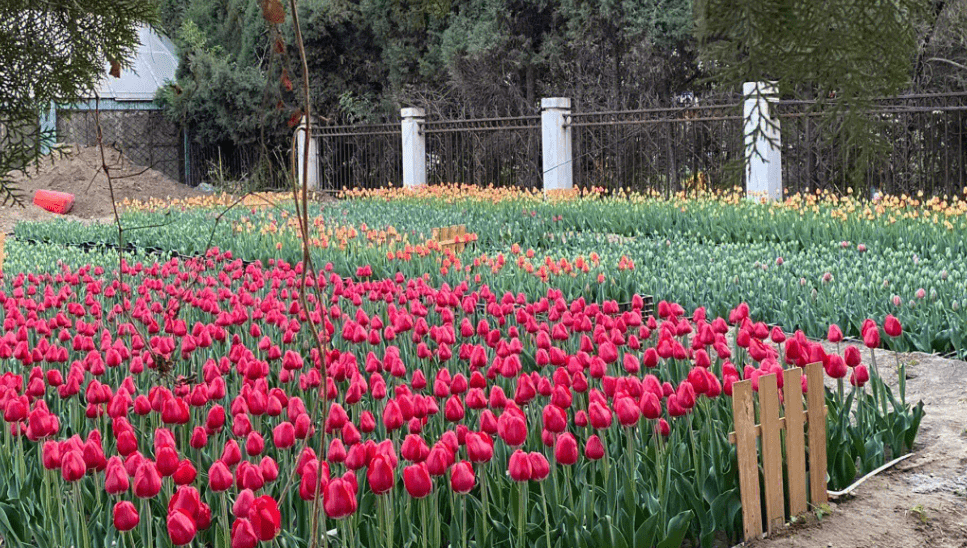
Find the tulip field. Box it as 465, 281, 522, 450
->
0, 185, 936, 547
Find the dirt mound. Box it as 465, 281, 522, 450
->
1, 145, 201, 232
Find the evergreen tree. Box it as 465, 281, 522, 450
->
695, 0, 929, 187
0, 0, 156, 205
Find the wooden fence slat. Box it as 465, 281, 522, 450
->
759, 374, 785, 532
732, 379, 762, 541
457, 225, 466, 251
783, 367, 808, 517
806, 362, 828, 506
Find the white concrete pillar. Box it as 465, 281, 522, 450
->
401, 107, 426, 188
541, 97, 572, 191
743, 82, 782, 201
295, 116, 319, 190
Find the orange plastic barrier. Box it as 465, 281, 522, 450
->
33, 189, 75, 214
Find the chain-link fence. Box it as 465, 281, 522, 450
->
56, 108, 182, 182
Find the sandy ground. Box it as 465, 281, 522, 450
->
752, 344, 967, 548
0, 145, 201, 233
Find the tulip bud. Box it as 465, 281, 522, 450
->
508, 450, 532, 481
584, 435, 605, 461
166, 509, 197, 546
250, 496, 282, 541
403, 462, 432, 498
113, 501, 139, 532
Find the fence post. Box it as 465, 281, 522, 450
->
541, 97, 572, 191
401, 107, 426, 188
743, 82, 782, 201
39, 102, 56, 155
295, 116, 319, 190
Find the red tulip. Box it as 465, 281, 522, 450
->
42, 441, 61, 470
105, 456, 129, 494
850, 365, 870, 387
827, 324, 843, 343
133, 461, 161, 498
245, 432, 264, 456
259, 457, 279, 483
233, 489, 256, 518
844, 345, 862, 367
554, 433, 578, 465
614, 396, 639, 427
508, 450, 532, 482
272, 422, 295, 449
426, 444, 454, 476
640, 392, 662, 420
450, 460, 475, 494
172, 459, 197, 485
884, 315, 902, 338
862, 324, 880, 348
584, 435, 605, 460
826, 355, 848, 379
324, 477, 358, 519
588, 401, 612, 429
167, 509, 197, 546
221, 440, 242, 467
497, 411, 527, 447
249, 496, 281, 541
208, 460, 234, 492
113, 501, 139, 532
231, 518, 258, 548
156, 446, 179, 477
403, 462, 432, 498
528, 452, 550, 481
367, 454, 396, 494
383, 400, 404, 431
466, 432, 494, 463
542, 404, 567, 433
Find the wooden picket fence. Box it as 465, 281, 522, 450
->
729, 361, 828, 541
0, 233, 6, 271
431, 225, 468, 252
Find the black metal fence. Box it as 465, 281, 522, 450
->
308, 92, 967, 196
314, 123, 402, 191
423, 116, 542, 189
777, 92, 967, 197
569, 103, 744, 195
185, 141, 268, 188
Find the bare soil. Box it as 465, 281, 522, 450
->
752, 345, 967, 548
0, 145, 201, 233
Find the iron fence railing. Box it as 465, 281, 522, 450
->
422, 116, 542, 189
316, 123, 403, 191
777, 92, 967, 197
307, 92, 967, 196
568, 103, 744, 195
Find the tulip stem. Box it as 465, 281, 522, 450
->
141, 497, 153, 547
420, 496, 429, 548
539, 482, 552, 548
480, 462, 489, 545
74, 485, 90, 548
462, 494, 469, 548
517, 481, 528, 548
220, 492, 229, 548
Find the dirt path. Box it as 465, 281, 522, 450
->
754, 346, 967, 548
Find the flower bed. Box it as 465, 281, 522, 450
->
0, 250, 921, 547
10, 186, 966, 356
